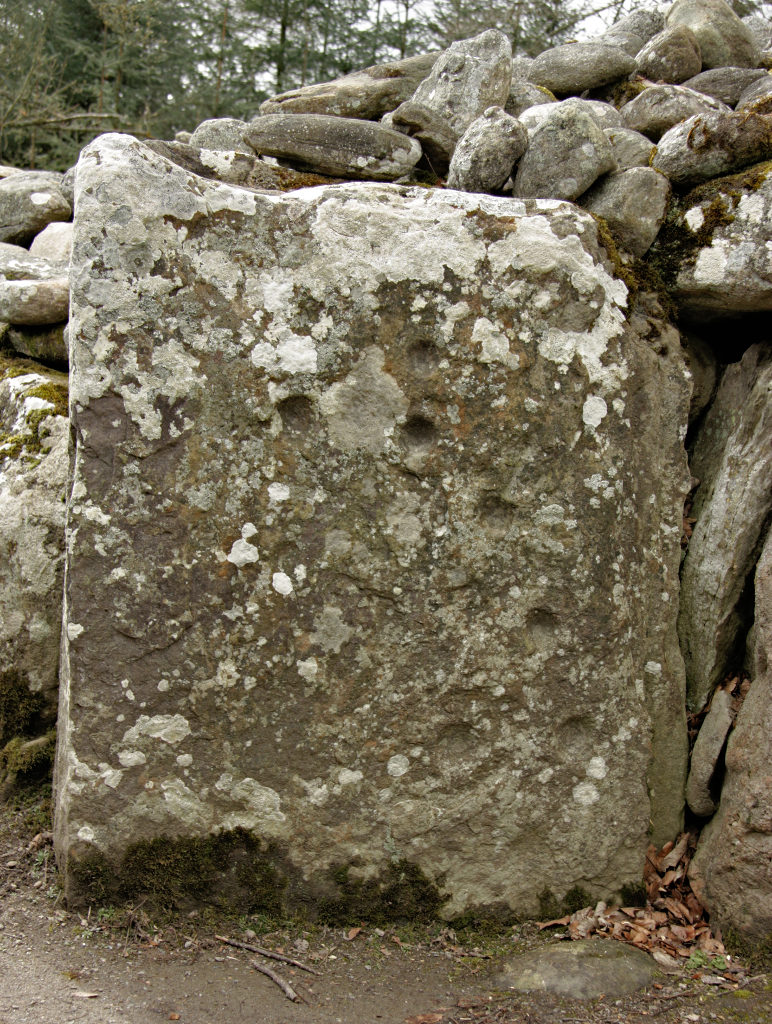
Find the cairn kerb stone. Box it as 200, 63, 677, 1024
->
29, 222, 73, 264
0, 277, 69, 326
2, 324, 68, 366
506, 81, 557, 118
736, 74, 772, 112
602, 9, 666, 54
243, 113, 422, 180
55, 133, 690, 915
389, 101, 458, 175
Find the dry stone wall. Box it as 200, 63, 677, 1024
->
0, 0, 770, 935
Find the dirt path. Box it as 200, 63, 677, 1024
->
1, 794, 771, 1024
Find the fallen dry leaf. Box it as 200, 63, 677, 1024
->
345, 926, 362, 941
72, 991, 99, 999
405, 1014, 443, 1024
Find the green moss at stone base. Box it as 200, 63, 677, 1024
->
0, 360, 68, 463
317, 860, 446, 926
724, 928, 772, 974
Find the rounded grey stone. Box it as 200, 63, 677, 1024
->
736, 74, 772, 112
636, 25, 703, 85
447, 107, 528, 193
528, 42, 636, 95
666, 0, 761, 69
190, 118, 250, 152
496, 940, 660, 1000
620, 84, 730, 140
683, 66, 767, 106
0, 172, 71, 247
604, 127, 657, 169
653, 109, 772, 186
580, 167, 670, 257
505, 81, 556, 118
742, 13, 772, 49
513, 98, 616, 200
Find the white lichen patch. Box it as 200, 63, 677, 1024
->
227, 523, 259, 567
122, 714, 192, 745
272, 571, 293, 595
582, 395, 608, 430
586, 756, 608, 780
684, 206, 704, 232
472, 317, 520, 369
387, 754, 410, 777
118, 750, 147, 767
320, 347, 408, 454
310, 605, 353, 654
251, 326, 317, 377
215, 773, 286, 823
572, 780, 600, 805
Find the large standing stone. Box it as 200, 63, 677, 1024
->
259, 53, 439, 119
679, 344, 772, 711
55, 134, 690, 917
243, 114, 422, 181
652, 161, 772, 318
690, 528, 772, 938
0, 357, 69, 731
392, 30, 512, 141
666, 0, 761, 69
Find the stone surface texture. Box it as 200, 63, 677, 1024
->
666, 0, 761, 69
189, 118, 250, 152
0, 277, 69, 326
604, 128, 657, 169
505, 81, 556, 118
580, 167, 671, 257
395, 30, 512, 141
389, 101, 459, 174
447, 107, 527, 193
29, 222, 73, 264
55, 134, 690, 915
259, 53, 439, 119
0, 359, 69, 722
689, 527, 772, 938
657, 161, 772, 317
635, 25, 703, 85
1, 324, 68, 366
243, 113, 422, 181
736, 74, 772, 112
0, 172, 71, 246
679, 344, 772, 711
513, 100, 616, 200
653, 110, 772, 185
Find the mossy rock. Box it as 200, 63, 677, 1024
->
317, 860, 446, 926
0, 668, 45, 748
0, 354, 68, 463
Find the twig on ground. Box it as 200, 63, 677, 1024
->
249, 957, 304, 1002
215, 934, 320, 974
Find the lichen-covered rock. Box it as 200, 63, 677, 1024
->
636, 26, 703, 85
653, 109, 772, 186
513, 100, 616, 200
55, 133, 690, 916
742, 14, 772, 50
666, 0, 761, 70
189, 118, 250, 152
580, 167, 671, 257
681, 331, 717, 425
620, 84, 730, 141
393, 30, 512, 142
604, 127, 657, 170
527, 42, 636, 95
683, 66, 767, 106
689, 528, 772, 938
243, 113, 422, 181
259, 53, 439, 119
0, 172, 71, 247
0, 357, 69, 728
447, 107, 527, 193
679, 344, 772, 711
0, 243, 67, 281
653, 161, 772, 317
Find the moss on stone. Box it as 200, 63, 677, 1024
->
724, 928, 772, 973
317, 860, 446, 926
0, 357, 68, 463
1, 730, 56, 776
0, 669, 45, 747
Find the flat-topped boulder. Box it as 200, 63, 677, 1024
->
55, 133, 690, 916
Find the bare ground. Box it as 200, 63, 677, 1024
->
1, 788, 771, 1024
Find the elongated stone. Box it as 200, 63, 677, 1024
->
55, 133, 690, 916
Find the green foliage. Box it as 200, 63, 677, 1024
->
317, 860, 446, 926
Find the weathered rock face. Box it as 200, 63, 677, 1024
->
666, 0, 761, 70
653, 110, 772, 186
678, 344, 772, 712
0, 172, 71, 246
0, 357, 69, 727
689, 528, 772, 938
55, 134, 690, 916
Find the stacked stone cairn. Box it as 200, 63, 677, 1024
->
1, 0, 771, 941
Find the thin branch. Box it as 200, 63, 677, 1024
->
3, 112, 127, 129
249, 958, 303, 1002
215, 934, 321, 974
